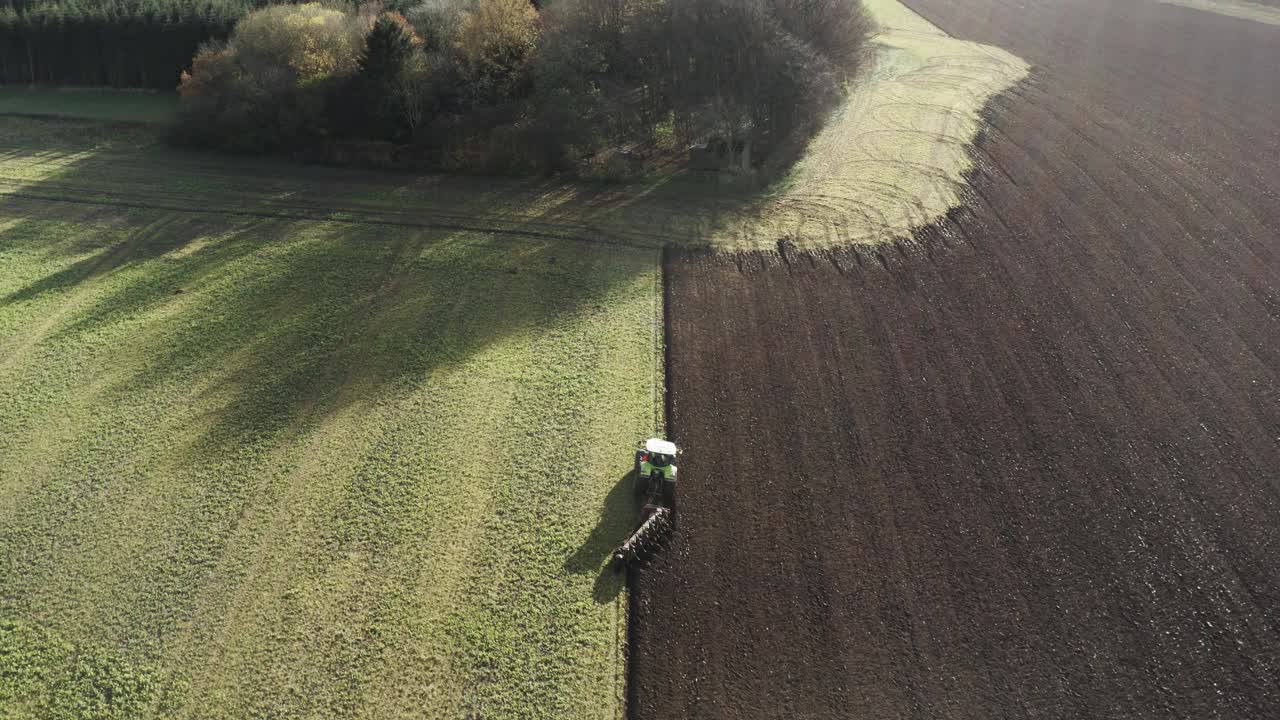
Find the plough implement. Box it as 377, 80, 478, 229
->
611, 438, 679, 570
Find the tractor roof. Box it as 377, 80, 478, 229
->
645, 438, 678, 455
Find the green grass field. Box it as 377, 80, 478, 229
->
0, 87, 177, 124
0, 116, 660, 719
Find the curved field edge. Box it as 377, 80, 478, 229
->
0, 197, 659, 718
711, 0, 1028, 249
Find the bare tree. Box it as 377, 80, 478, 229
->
768, 0, 875, 74
397, 53, 433, 138
656, 0, 843, 168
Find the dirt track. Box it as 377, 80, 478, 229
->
632, 0, 1280, 717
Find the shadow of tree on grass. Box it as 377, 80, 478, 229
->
566, 470, 640, 604
0, 120, 665, 716
1, 212, 249, 307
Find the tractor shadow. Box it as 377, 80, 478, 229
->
565, 470, 638, 604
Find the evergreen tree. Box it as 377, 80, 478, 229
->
355, 12, 421, 141
359, 12, 417, 88
0, 0, 250, 88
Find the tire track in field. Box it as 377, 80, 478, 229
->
0, 182, 673, 252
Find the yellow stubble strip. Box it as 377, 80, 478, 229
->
711, 0, 1030, 249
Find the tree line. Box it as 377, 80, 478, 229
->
0, 0, 250, 88
175, 0, 875, 177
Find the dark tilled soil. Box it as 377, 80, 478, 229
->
631, 0, 1280, 717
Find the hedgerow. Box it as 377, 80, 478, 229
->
171, 0, 873, 176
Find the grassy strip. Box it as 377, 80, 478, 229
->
0, 139, 656, 717
752, 0, 1029, 246
0, 87, 176, 124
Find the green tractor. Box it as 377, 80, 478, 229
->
613, 438, 679, 570
634, 437, 678, 510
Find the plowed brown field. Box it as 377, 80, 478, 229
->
631, 0, 1280, 717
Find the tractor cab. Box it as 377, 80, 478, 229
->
637, 438, 678, 482
635, 438, 678, 509
613, 438, 682, 570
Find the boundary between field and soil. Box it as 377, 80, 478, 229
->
624, 243, 675, 720
616, 244, 668, 720
711, 0, 1028, 248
